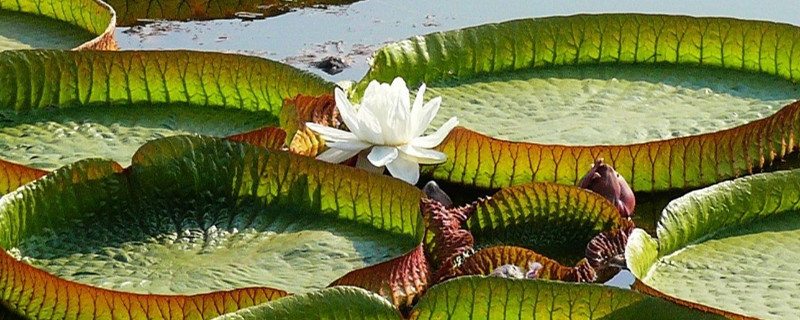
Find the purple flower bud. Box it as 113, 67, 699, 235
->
578, 158, 635, 218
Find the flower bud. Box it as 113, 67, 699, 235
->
578, 158, 635, 218
423, 180, 454, 209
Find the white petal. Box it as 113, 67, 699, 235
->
411, 117, 459, 149
410, 96, 441, 138
390, 77, 411, 110
411, 83, 427, 114
355, 105, 384, 144
305, 122, 358, 143
356, 150, 386, 174
385, 153, 420, 184
335, 88, 361, 136
399, 144, 447, 164
367, 146, 399, 167
361, 81, 391, 118
384, 94, 411, 144
327, 140, 372, 151
316, 148, 360, 163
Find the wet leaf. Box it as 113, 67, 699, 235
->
0, 247, 289, 320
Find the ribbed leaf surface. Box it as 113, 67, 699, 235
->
627, 169, 800, 319
361, 14, 800, 191
0, 0, 116, 50
409, 276, 726, 320
467, 182, 624, 263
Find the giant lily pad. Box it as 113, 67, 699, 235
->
0, 0, 117, 50
359, 14, 800, 192
0, 135, 425, 318
626, 168, 800, 319
0, 50, 330, 171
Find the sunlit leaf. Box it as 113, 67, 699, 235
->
212, 286, 403, 320
0, 135, 425, 318
0, 50, 330, 169
226, 126, 287, 150
279, 94, 340, 150
0, 0, 117, 50
360, 14, 800, 192
409, 276, 727, 320
627, 169, 800, 319
0, 247, 289, 320
0, 159, 46, 195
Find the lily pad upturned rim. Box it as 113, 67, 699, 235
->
625, 168, 800, 319
0, 135, 425, 319
357, 13, 800, 192
1, 0, 118, 50
0, 49, 332, 193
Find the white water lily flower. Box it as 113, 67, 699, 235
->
306, 77, 458, 184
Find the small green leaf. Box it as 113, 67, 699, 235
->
0, 0, 116, 50
212, 286, 403, 320
467, 182, 625, 264
409, 276, 726, 319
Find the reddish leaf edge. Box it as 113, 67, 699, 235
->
0, 159, 49, 196
0, 248, 289, 320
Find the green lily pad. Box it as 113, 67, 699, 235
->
1, 136, 424, 300
424, 64, 798, 145
360, 14, 800, 192
409, 276, 726, 319
467, 182, 626, 264
626, 169, 800, 319
0, 10, 95, 50
212, 286, 403, 320
0, 104, 271, 170
360, 14, 800, 145
0, 0, 116, 50
0, 50, 331, 170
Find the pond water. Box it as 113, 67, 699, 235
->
115, 0, 800, 82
